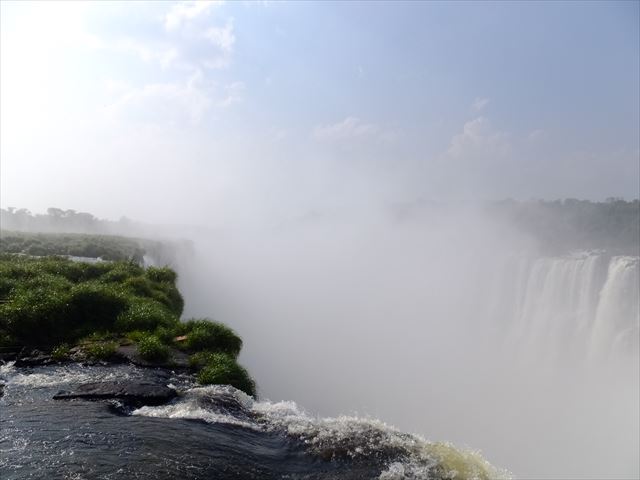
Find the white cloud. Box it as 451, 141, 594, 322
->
445, 116, 510, 160
88, 2, 234, 72
164, 1, 222, 31
84, 3, 241, 127
103, 71, 241, 125
202, 21, 235, 68
314, 117, 380, 142
204, 21, 235, 51
472, 97, 490, 112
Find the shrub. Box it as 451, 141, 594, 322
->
196, 353, 256, 397
146, 266, 177, 284
0, 285, 73, 346
137, 335, 170, 363
0, 276, 16, 299
154, 325, 176, 345
148, 285, 184, 316
126, 330, 147, 342
82, 331, 117, 342
84, 341, 118, 360
125, 276, 155, 297
0, 256, 186, 345
67, 282, 128, 335
41, 259, 87, 283
51, 344, 70, 361
100, 262, 144, 282
115, 298, 176, 332
188, 351, 217, 369
77, 262, 113, 281
183, 319, 242, 358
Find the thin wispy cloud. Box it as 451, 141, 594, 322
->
314, 117, 380, 142
472, 97, 490, 112
76, 1, 234, 74
103, 71, 242, 126
202, 20, 236, 69
445, 116, 510, 160
1, 0, 637, 219
164, 0, 222, 31
527, 129, 546, 142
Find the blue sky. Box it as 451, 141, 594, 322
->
1, 1, 638, 223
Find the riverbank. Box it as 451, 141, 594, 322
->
0, 253, 255, 396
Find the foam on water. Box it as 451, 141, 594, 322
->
3, 364, 135, 388
133, 384, 510, 479
134, 385, 255, 429
0, 361, 15, 377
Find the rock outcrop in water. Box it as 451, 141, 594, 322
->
14, 350, 62, 367
53, 380, 177, 408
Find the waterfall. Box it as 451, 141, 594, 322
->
591, 256, 640, 357
495, 252, 639, 360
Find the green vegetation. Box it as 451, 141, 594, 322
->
136, 334, 170, 363
182, 319, 242, 357
84, 341, 118, 361
1, 207, 113, 234
0, 230, 146, 262
488, 198, 640, 255
0, 253, 256, 396
0, 255, 182, 346
0, 207, 193, 267
196, 352, 256, 397
51, 344, 70, 361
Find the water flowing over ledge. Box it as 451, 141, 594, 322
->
490, 252, 639, 360
0, 362, 509, 480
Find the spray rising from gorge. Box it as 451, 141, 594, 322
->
1, 198, 638, 479
5, 200, 634, 478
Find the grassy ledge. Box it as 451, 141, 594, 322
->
0, 253, 256, 397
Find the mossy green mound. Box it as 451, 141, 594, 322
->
196, 352, 256, 397
181, 319, 242, 358
136, 334, 171, 362
0, 254, 182, 346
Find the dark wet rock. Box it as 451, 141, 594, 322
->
14, 350, 57, 367
0, 350, 20, 362
116, 345, 192, 371
0, 383, 4, 398
53, 380, 177, 408
198, 389, 252, 419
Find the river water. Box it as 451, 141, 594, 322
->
0, 362, 505, 480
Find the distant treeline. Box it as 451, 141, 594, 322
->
3, 200, 638, 257
1, 207, 137, 235
0, 231, 146, 262
0, 208, 194, 266
488, 198, 639, 255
